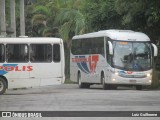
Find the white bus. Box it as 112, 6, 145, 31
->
70, 30, 158, 90
0, 37, 65, 94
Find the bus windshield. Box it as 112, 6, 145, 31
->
112, 41, 152, 71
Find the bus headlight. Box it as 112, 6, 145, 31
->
146, 73, 151, 77
115, 72, 119, 75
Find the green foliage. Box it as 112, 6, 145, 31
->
115, 0, 160, 42
25, 1, 60, 37
64, 79, 75, 84
54, 8, 85, 41
4, 0, 160, 41
32, 6, 50, 16
81, 0, 160, 43
82, 0, 123, 32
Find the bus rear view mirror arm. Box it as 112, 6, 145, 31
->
108, 41, 113, 55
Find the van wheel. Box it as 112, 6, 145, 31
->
109, 85, 117, 90
78, 73, 90, 88
0, 78, 7, 95
102, 74, 107, 90
136, 85, 142, 90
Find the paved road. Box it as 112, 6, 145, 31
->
0, 84, 160, 120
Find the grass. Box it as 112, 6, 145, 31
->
64, 79, 76, 84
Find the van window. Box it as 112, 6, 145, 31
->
30, 44, 52, 62
0, 44, 5, 62
6, 44, 29, 62
53, 44, 60, 62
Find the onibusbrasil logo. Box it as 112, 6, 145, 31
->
0, 64, 33, 75
72, 55, 99, 74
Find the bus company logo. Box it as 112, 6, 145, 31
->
72, 55, 99, 74
0, 64, 33, 75
118, 71, 133, 75
127, 71, 133, 74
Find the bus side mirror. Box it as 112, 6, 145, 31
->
108, 41, 113, 55
152, 43, 158, 56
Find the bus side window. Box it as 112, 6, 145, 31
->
0, 44, 5, 62
30, 44, 52, 63
6, 44, 29, 63
53, 44, 60, 62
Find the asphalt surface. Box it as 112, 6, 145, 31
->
0, 84, 160, 120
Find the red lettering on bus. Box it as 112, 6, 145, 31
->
15, 66, 21, 71
89, 55, 99, 73
0, 66, 3, 70
4, 66, 14, 71
27, 66, 33, 71
0, 65, 33, 72
22, 66, 26, 71
72, 55, 99, 73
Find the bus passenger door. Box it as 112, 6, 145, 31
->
105, 39, 113, 83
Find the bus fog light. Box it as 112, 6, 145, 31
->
149, 80, 152, 83
112, 78, 116, 81
147, 73, 151, 77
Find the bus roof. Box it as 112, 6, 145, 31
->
0, 37, 63, 44
72, 29, 150, 42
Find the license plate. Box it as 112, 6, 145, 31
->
130, 80, 136, 83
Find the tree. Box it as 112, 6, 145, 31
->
0, 0, 6, 36
115, 0, 160, 43
26, 0, 59, 37
10, 0, 16, 37
54, 0, 86, 78
20, 0, 25, 36
82, 0, 123, 32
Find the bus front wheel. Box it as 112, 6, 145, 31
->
101, 74, 107, 90
101, 74, 117, 90
0, 78, 7, 95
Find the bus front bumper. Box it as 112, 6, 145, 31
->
106, 75, 152, 86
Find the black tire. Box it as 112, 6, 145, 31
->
0, 78, 7, 95
102, 73, 107, 90
136, 85, 142, 90
78, 73, 90, 88
110, 85, 117, 90
101, 73, 117, 90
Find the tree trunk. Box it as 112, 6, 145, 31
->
0, 0, 6, 37
64, 42, 70, 80
10, 0, 16, 37
20, 0, 25, 36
